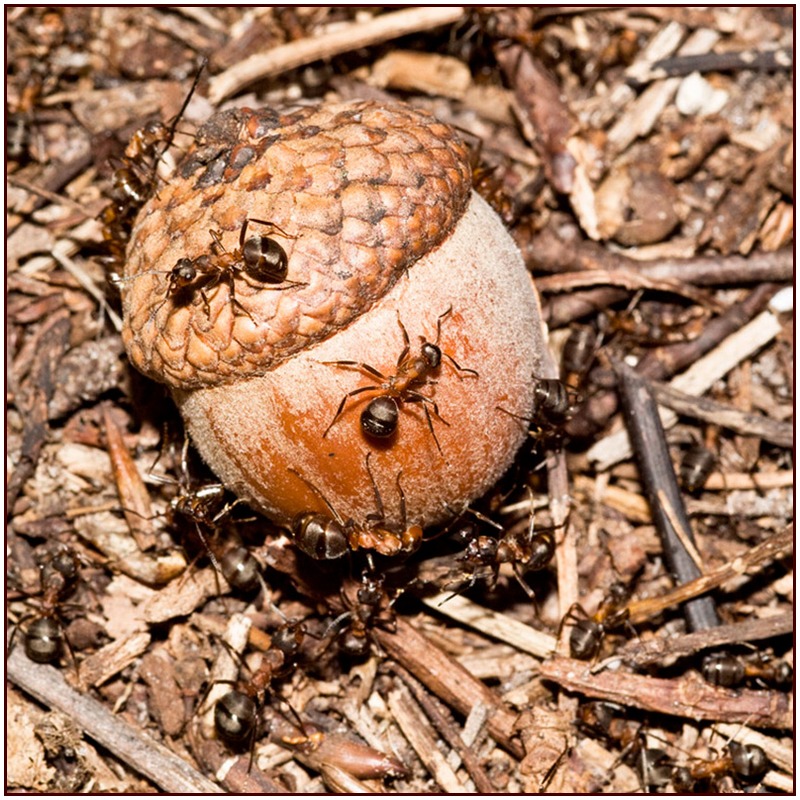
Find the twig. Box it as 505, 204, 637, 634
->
613, 611, 794, 669
614, 358, 720, 632
535, 269, 724, 310
571, 282, 779, 439
391, 662, 497, 795
387, 683, 470, 793
372, 618, 523, 759
642, 47, 793, 82
539, 657, 792, 729
7, 645, 223, 793
78, 631, 151, 690
588, 307, 783, 469
522, 223, 792, 286
624, 525, 793, 625
209, 7, 465, 102
648, 380, 793, 448
420, 592, 556, 658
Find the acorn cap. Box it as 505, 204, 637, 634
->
121, 101, 472, 390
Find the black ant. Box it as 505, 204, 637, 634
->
116, 218, 303, 322
290, 454, 423, 560
9, 545, 82, 666
670, 742, 769, 792
102, 62, 204, 270
332, 572, 398, 658
159, 439, 264, 595
206, 622, 305, 762
497, 376, 577, 448
560, 582, 631, 660
576, 702, 673, 791
321, 307, 477, 454
561, 325, 598, 390
701, 650, 793, 689
679, 445, 717, 493
451, 499, 556, 597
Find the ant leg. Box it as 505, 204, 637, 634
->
434, 305, 453, 345
248, 218, 297, 241
237, 218, 251, 251
322, 385, 378, 438
394, 312, 411, 366
225, 273, 256, 322
321, 360, 388, 383
364, 453, 385, 521
441, 352, 479, 377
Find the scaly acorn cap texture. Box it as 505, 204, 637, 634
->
121, 101, 472, 390
120, 99, 548, 531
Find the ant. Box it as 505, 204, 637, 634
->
116, 218, 304, 321
451, 499, 556, 597
159, 439, 264, 595
9, 544, 82, 666
679, 444, 717, 493
561, 325, 598, 391
102, 62, 204, 270
701, 650, 793, 689
291, 453, 422, 560
207, 622, 305, 761
332, 572, 397, 658
321, 307, 478, 454
670, 742, 768, 792
576, 702, 672, 791
498, 376, 577, 448
560, 582, 631, 660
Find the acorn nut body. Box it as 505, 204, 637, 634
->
120, 100, 548, 530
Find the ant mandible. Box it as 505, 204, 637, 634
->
321, 307, 478, 454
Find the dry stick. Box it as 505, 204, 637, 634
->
421, 592, 556, 659
372, 618, 523, 759
648, 380, 793, 448
539, 657, 792, 729
535, 269, 725, 310
588, 303, 783, 469
6, 646, 223, 794
625, 524, 793, 627
391, 662, 497, 795
387, 684, 469, 793
545, 287, 629, 327
103, 403, 156, 551
573, 282, 779, 440
614, 359, 720, 632
614, 611, 794, 669
521, 224, 793, 286
209, 6, 465, 102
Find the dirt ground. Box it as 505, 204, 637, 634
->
6, 7, 794, 794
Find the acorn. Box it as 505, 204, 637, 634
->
120, 100, 548, 530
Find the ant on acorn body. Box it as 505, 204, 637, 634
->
322, 307, 477, 454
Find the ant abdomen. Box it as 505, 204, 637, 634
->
292, 513, 349, 560
360, 396, 399, 438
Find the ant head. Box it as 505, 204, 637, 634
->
173, 258, 197, 282
421, 341, 442, 369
